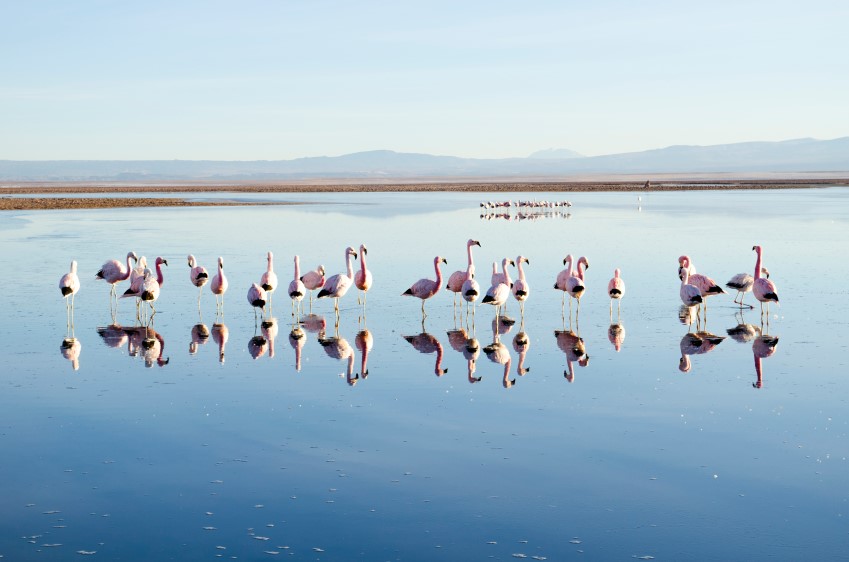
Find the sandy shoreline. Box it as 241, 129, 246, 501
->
1, 179, 846, 210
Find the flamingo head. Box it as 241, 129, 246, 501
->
128, 251, 139, 262
318, 265, 326, 276
467, 238, 481, 248
614, 267, 620, 278
761, 267, 770, 278
346, 246, 358, 260
578, 256, 589, 270
518, 256, 529, 265
156, 257, 168, 267
679, 355, 691, 372
267, 251, 273, 262
678, 255, 690, 267
563, 254, 573, 266
436, 256, 447, 265
752, 245, 762, 255
187, 254, 196, 267
360, 245, 368, 256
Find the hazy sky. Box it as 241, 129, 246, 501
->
2, 1, 847, 160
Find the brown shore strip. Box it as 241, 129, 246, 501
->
2, 179, 847, 210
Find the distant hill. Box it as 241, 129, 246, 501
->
527, 148, 584, 159
2, 137, 847, 181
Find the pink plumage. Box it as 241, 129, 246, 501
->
188, 254, 208, 288
403, 256, 447, 318
678, 255, 725, 297
447, 239, 481, 293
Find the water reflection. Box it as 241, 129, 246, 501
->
59, 337, 81, 371
726, 316, 761, 343
96, 323, 169, 367
678, 331, 725, 373
355, 329, 373, 379
752, 335, 780, 388
318, 330, 357, 385
402, 332, 447, 376
261, 317, 279, 359
608, 322, 626, 352
512, 329, 531, 376
212, 322, 229, 363
248, 334, 268, 360
189, 323, 210, 354
288, 325, 306, 371
555, 329, 588, 383
97, 324, 128, 349
483, 336, 514, 388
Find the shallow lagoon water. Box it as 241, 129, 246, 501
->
1, 188, 848, 560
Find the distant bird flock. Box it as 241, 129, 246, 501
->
480, 199, 573, 221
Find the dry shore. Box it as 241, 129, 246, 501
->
1, 179, 846, 211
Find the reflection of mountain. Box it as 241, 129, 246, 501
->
5, 138, 846, 180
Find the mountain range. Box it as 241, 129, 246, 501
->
1, 137, 847, 181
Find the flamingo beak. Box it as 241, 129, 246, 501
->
562, 257, 568, 265
526, 258, 530, 265
511, 260, 516, 266
353, 252, 358, 260
362, 247, 368, 256
475, 241, 481, 247
442, 258, 448, 264
752, 245, 757, 251
163, 260, 169, 266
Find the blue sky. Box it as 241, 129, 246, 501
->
2, 0, 847, 160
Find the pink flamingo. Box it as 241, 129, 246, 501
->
554, 254, 574, 310
59, 260, 81, 338
247, 282, 267, 322
678, 256, 725, 319
288, 255, 306, 319
491, 257, 514, 288
318, 246, 358, 316
752, 245, 779, 320
122, 257, 167, 317
446, 239, 481, 305
607, 268, 625, 320
679, 268, 703, 324
96, 251, 137, 313
482, 282, 510, 318
260, 251, 278, 307
460, 264, 481, 314
566, 256, 589, 315
512, 256, 530, 316
189, 322, 209, 355
354, 244, 373, 306
261, 317, 278, 359
402, 256, 447, 319
726, 267, 770, 309
483, 338, 514, 388
210, 257, 228, 315
513, 330, 530, 376
752, 335, 779, 388
188, 254, 209, 309
300, 264, 326, 310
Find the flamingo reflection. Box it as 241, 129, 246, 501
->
555, 329, 588, 383
402, 332, 447, 376
189, 323, 210, 354
608, 323, 626, 352
319, 331, 357, 385
355, 329, 373, 379
726, 316, 761, 344
60, 337, 82, 371
212, 322, 229, 363
97, 324, 128, 349
121, 325, 169, 367
248, 333, 268, 360
483, 336, 514, 388
261, 318, 279, 359
678, 331, 725, 373
289, 325, 306, 371
512, 329, 531, 376
752, 335, 779, 388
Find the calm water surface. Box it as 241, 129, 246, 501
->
1, 188, 848, 560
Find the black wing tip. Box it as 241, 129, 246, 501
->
481, 295, 495, 303
317, 289, 330, 299
402, 288, 413, 296
60, 287, 73, 296
707, 286, 725, 294
609, 289, 621, 296
765, 292, 779, 302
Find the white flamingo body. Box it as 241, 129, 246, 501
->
461, 264, 481, 303
188, 255, 209, 288
447, 239, 481, 294
752, 246, 779, 315
288, 255, 306, 302
59, 260, 81, 300
680, 268, 703, 308
247, 282, 267, 319
261, 251, 278, 295
512, 256, 530, 304
210, 257, 229, 314
318, 247, 358, 313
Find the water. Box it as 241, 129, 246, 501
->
1, 188, 848, 560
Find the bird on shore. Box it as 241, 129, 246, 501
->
318, 246, 358, 315
288, 255, 306, 319
752, 245, 779, 320
260, 251, 278, 308
447, 239, 481, 305
608, 268, 625, 320
402, 256, 447, 319
210, 257, 228, 315
354, 244, 373, 307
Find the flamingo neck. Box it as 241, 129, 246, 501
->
156, 262, 165, 286
517, 260, 526, 280
360, 250, 368, 273
754, 355, 763, 387
346, 252, 354, 279
565, 256, 574, 276
124, 254, 134, 279
466, 242, 474, 267
681, 268, 690, 286
754, 248, 763, 279
267, 255, 274, 273
434, 260, 443, 284
294, 257, 301, 280
577, 261, 586, 280
435, 344, 444, 375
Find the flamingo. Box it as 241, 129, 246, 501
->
680, 267, 703, 320
677, 256, 725, 318
59, 260, 81, 338
566, 256, 589, 315
354, 244, 373, 306
752, 245, 779, 320
460, 264, 481, 314
288, 255, 306, 319
481, 282, 510, 318
491, 257, 514, 288
122, 257, 167, 317
188, 254, 208, 309
210, 257, 228, 315
446, 239, 481, 305
301, 264, 326, 309
402, 256, 447, 319
96, 251, 137, 294
260, 251, 278, 308
317, 246, 358, 315
554, 254, 574, 310
247, 282, 267, 322
463, 336, 482, 383
319, 332, 357, 385
512, 256, 530, 316
608, 268, 625, 320
261, 317, 278, 359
